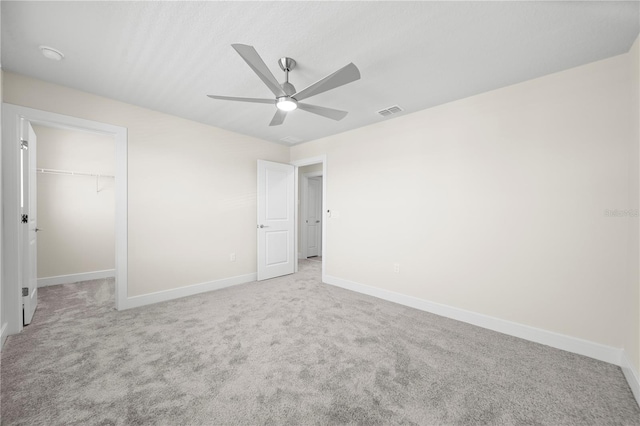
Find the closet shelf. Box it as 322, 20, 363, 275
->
36, 168, 114, 178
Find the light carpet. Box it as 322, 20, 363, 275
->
2, 260, 639, 425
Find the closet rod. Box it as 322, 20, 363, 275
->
36, 168, 114, 178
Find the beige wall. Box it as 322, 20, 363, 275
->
34, 125, 115, 278
628, 35, 640, 374
292, 51, 635, 350
4, 72, 289, 296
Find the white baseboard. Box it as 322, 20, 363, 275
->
120, 273, 257, 310
324, 275, 623, 366
38, 269, 116, 287
621, 351, 640, 407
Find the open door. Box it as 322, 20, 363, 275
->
21, 121, 38, 325
257, 160, 294, 281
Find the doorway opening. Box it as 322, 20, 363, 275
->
299, 168, 323, 261
32, 124, 116, 298
2, 104, 128, 346
291, 156, 326, 281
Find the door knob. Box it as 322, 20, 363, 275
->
258, 224, 270, 228
35, 228, 42, 232
315, 220, 320, 223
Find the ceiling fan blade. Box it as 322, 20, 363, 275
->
207, 95, 274, 104
292, 63, 360, 102
232, 44, 286, 97
269, 109, 287, 126
297, 103, 348, 121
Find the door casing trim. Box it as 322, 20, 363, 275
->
1, 103, 128, 344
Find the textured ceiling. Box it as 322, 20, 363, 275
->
2, 1, 639, 146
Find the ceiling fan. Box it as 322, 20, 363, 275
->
207, 44, 361, 126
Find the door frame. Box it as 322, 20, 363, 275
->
1, 104, 128, 344
21, 121, 38, 325
300, 171, 323, 260
291, 155, 326, 280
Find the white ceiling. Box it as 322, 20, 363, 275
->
2, 1, 639, 146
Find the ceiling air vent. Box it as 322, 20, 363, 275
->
280, 136, 303, 144
377, 105, 404, 117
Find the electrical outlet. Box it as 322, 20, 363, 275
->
393, 263, 400, 273
230, 253, 236, 262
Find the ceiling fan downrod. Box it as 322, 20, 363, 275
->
278, 57, 297, 97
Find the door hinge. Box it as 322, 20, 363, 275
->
22, 287, 29, 297
21, 214, 28, 224
20, 139, 28, 150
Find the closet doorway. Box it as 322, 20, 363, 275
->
33, 125, 116, 292
2, 104, 128, 343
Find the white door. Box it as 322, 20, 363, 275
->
257, 160, 295, 280
21, 122, 38, 325
306, 177, 322, 257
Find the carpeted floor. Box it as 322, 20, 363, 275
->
2, 260, 639, 425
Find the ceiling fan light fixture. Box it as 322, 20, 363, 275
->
276, 96, 298, 112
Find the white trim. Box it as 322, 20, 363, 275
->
300, 172, 308, 260
0, 323, 8, 349
120, 273, 257, 310
2, 104, 128, 342
0, 95, 3, 352
37, 269, 115, 287
291, 155, 327, 281
293, 166, 299, 270
2, 106, 22, 337
621, 351, 640, 406
324, 274, 623, 366
291, 155, 326, 167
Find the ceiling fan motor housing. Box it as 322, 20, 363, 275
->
281, 81, 296, 96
